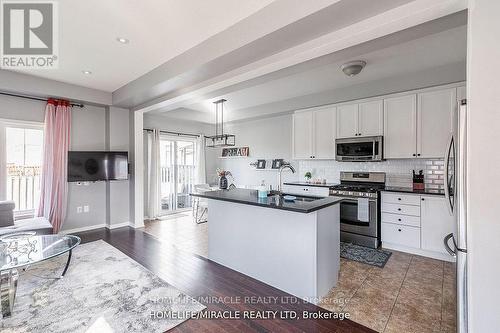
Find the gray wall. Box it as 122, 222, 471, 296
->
108, 107, 130, 228
65, 105, 107, 231
0, 94, 130, 232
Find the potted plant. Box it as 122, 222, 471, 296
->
216, 168, 233, 189
304, 172, 312, 183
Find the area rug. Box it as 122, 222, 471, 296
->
340, 242, 392, 268
1, 240, 205, 332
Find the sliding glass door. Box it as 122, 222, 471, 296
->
159, 136, 196, 215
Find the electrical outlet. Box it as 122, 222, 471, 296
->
83, 205, 90, 213
76, 206, 83, 213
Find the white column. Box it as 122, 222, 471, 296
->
130, 110, 144, 228
467, 1, 500, 331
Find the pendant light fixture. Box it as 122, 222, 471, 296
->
205, 99, 236, 148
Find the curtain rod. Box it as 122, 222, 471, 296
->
143, 128, 200, 138
0, 91, 85, 108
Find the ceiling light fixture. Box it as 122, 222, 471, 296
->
116, 37, 129, 44
205, 99, 236, 148
341, 60, 366, 77
82, 70, 92, 75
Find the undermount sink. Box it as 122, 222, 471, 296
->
267, 191, 321, 202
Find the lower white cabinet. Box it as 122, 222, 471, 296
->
382, 223, 421, 249
281, 184, 329, 197
421, 195, 455, 254
381, 192, 455, 261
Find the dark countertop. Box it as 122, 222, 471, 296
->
191, 188, 343, 213
383, 186, 445, 196
283, 181, 338, 188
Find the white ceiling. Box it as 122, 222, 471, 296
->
7, 0, 275, 92
157, 24, 467, 123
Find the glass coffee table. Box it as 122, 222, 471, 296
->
0, 233, 80, 318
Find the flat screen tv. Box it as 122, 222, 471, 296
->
68, 151, 128, 182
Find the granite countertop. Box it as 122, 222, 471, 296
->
383, 186, 445, 196
283, 181, 339, 188
190, 188, 343, 213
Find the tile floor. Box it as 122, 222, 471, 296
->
143, 212, 456, 333
319, 252, 457, 333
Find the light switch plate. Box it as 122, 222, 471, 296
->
77, 206, 83, 213
83, 205, 90, 213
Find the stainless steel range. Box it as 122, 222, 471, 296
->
329, 172, 386, 248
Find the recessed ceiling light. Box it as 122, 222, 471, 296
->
82, 70, 92, 75
116, 37, 129, 44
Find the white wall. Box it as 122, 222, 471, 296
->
466, 1, 500, 331
217, 114, 299, 189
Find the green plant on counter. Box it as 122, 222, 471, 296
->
304, 172, 312, 180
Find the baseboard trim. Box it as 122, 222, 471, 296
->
106, 222, 132, 229
382, 242, 456, 262
61, 224, 106, 234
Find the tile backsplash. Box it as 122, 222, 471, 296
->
298, 159, 445, 190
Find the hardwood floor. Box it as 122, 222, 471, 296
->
75, 227, 374, 333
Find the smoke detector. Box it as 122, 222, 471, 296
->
341, 60, 366, 77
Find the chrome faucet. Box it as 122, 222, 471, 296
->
277, 163, 296, 193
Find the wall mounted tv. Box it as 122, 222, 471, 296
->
68, 151, 129, 182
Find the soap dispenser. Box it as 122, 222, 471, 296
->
257, 180, 268, 198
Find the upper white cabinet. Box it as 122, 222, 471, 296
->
336, 104, 358, 138
384, 87, 457, 159
417, 88, 456, 158
313, 107, 336, 159
292, 83, 464, 161
384, 94, 417, 159
358, 100, 384, 137
293, 106, 336, 159
336, 100, 383, 138
421, 195, 455, 256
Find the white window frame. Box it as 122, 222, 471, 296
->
0, 118, 44, 219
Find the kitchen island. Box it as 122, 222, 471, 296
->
191, 188, 343, 302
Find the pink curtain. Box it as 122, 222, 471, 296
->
38, 99, 71, 233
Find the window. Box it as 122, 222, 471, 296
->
0, 120, 44, 218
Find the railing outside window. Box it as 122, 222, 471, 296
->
7, 164, 42, 215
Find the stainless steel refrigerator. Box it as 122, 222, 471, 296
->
444, 99, 468, 333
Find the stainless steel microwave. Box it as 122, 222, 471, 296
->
335, 136, 383, 162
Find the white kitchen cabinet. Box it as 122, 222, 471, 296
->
313, 107, 336, 159
421, 195, 455, 256
358, 100, 383, 137
292, 111, 313, 159
384, 94, 417, 158
381, 191, 456, 261
336, 104, 358, 138
457, 85, 466, 102
417, 88, 456, 158
281, 184, 329, 197
292, 107, 336, 160
336, 100, 383, 138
